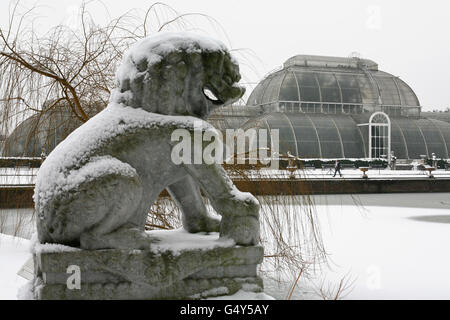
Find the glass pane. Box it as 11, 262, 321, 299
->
355, 74, 378, 106
321, 88, 341, 103
394, 118, 427, 158
295, 72, 317, 86
430, 120, 450, 159
265, 114, 297, 155
316, 73, 338, 88
341, 88, 362, 103
261, 73, 284, 104
375, 76, 401, 105
336, 73, 359, 88
390, 121, 408, 159
258, 78, 274, 105
290, 114, 321, 158
333, 115, 365, 158
396, 79, 420, 106
309, 115, 343, 158
279, 72, 299, 101
247, 82, 265, 106
317, 73, 341, 103
418, 119, 447, 158
295, 72, 320, 103
300, 87, 320, 102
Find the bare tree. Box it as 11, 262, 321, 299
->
0, 0, 241, 150
314, 272, 356, 300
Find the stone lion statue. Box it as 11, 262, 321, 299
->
34, 32, 260, 250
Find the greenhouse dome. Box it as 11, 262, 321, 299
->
2, 100, 101, 157
2, 108, 82, 157
247, 55, 420, 118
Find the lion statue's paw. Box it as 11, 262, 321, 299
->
220, 215, 260, 246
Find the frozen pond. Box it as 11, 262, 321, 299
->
307, 192, 450, 299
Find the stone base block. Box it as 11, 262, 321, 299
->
32, 230, 264, 300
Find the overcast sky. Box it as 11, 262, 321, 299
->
1, 0, 449, 110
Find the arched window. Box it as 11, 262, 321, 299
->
369, 112, 391, 159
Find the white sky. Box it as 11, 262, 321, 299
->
1, 0, 450, 110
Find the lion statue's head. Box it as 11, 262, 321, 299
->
111, 32, 245, 119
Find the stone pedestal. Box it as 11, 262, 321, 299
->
32, 230, 264, 300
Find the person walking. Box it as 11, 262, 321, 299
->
391, 153, 397, 170
432, 153, 438, 169
333, 159, 342, 177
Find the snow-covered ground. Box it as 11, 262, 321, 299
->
1, 192, 450, 300
231, 168, 450, 180
0, 234, 30, 300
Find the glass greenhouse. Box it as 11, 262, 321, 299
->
210, 55, 450, 160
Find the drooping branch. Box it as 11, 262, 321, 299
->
0, 49, 89, 122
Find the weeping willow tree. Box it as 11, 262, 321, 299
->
0, 0, 241, 156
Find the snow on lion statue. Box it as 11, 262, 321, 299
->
34, 32, 260, 250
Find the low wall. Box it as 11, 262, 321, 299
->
233, 178, 450, 196
0, 187, 34, 208
2, 178, 450, 208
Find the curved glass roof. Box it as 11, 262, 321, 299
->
247, 55, 420, 114
241, 113, 366, 159
421, 112, 450, 124
390, 118, 450, 159
3, 109, 82, 157
241, 113, 450, 159
207, 104, 262, 131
